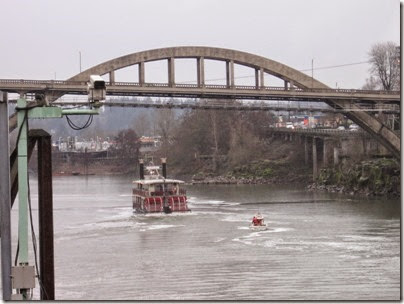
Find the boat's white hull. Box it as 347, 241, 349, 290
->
249, 224, 268, 231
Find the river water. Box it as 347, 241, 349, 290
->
11, 175, 400, 300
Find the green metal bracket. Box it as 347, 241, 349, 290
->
28, 107, 62, 119
28, 107, 99, 119
15, 99, 99, 293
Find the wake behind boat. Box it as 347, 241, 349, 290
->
132, 158, 191, 214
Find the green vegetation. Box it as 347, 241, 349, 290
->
151, 107, 312, 184
157, 108, 278, 177
317, 158, 400, 196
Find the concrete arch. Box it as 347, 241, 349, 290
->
65, 46, 399, 159
68, 46, 326, 89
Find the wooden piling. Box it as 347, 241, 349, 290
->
35, 130, 55, 300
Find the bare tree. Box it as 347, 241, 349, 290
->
152, 108, 178, 156
110, 129, 140, 163
132, 112, 150, 136
368, 41, 400, 91
362, 76, 381, 90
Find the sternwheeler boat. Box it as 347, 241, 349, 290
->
132, 158, 190, 214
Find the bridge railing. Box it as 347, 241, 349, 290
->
0, 79, 400, 96
267, 127, 370, 137
0, 79, 87, 86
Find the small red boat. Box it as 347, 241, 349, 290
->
250, 213, 267, 230
132, 158, 191, 213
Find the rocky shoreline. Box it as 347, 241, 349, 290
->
189, 175, 400, 198
50, 155, 400, 198
189, 158, 401, 199
306, 182, 400, 198
189, 174, 306, 185
308, 158, 400, 198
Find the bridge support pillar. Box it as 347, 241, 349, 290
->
304, 136, 309, 165
197, 57, 205, 88
139, 62, 145, 86
255, 68, 265, 89
323, 139, 331, 167
312, 137, 318, 180
254, 68, 265, 89
362, 138, 368, 155
168, 57, 175, 87
260, 68, 264, 89
109, 71, 115, 84
333, 147, 339, 166
226, 60, 235, 88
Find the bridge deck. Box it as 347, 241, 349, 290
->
46, 99, 399, 114
0, 79, 400, 103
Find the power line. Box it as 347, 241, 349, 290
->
178, 60, 371, 83
298, 61, 370, 72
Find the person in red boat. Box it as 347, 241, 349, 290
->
252, 213, 264, 226
250, 213, 267, 230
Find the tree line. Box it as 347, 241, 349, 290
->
71, 41, 400, 175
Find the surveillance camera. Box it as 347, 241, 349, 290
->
87, 75, 106, 105
88, 75, 106, 90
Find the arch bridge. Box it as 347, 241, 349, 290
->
2, 46, 400, 158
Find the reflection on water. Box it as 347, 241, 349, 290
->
11, 176, 400, 300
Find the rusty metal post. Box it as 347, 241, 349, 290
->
161, 158, 167, 178
139, 159, 144, 179
36, 130, 55, 300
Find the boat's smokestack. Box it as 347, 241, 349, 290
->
161, 158, 167, 178
139, 159, 144, 179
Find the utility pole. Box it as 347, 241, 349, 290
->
79, 51, 82, 72
311, 59, 314, 88
0, 91, 12, 300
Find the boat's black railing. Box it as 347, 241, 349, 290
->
133, 189, 187, 197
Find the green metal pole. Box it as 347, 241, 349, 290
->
0, 91, 12, 300
61, 109, 99, 115
17, 97, 29, 265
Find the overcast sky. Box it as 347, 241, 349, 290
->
1, 0, 400, 89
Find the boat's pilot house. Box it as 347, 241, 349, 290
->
135, 181, 181, 196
